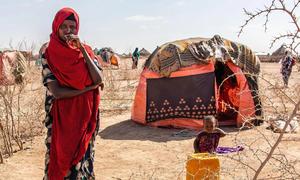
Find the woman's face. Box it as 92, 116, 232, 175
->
58, 20, 77, 42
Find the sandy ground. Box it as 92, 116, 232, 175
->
0, 62, 299, 180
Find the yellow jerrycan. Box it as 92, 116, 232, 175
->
186, 153, 220, 180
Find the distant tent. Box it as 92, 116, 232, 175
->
96, 47, 120, 67
270, 44, 297, 62
131, 35, 262, 129
122, 53, 128, 57
139, 48, 151, 56
272, 44, 287, 56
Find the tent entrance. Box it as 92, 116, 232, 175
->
214, 62, 239, 124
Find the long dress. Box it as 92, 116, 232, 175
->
280, 55, 293, 87
41, 57, 100, 180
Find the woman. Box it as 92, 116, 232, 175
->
41, 8, 103, 179
280, 50, 294, 87
132, 47, 140, 69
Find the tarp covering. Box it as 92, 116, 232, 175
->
144, 35, 260, 77
132, 35, 261, 129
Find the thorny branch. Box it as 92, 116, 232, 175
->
239, 0, 300, 55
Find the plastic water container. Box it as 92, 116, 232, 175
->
186, 153, 220, 180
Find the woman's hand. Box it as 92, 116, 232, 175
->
65, 34, 82, 48
85, 84, 99, 92
87, 83, 104, 91
48, 80, 99, 99
214, 128, 227, 137
99, 83, 104, 90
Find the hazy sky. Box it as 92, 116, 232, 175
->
0, 0, 297, 54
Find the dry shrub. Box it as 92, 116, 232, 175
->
0, 62, 44, 163
233, 1, 300, 178
100, 62, 139, 117
217, 71, 300, 179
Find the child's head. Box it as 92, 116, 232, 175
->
203, 116, 218, 132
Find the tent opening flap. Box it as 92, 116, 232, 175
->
215, 61, 238, 124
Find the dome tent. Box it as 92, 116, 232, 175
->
131, 35, 262, 129
139, 48, 151, 56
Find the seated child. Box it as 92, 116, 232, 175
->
194, 115, 226, 153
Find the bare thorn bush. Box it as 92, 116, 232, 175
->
0, 49, 44, 163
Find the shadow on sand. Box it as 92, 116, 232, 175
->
99, 119, 247, 142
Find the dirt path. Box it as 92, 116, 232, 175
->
0, 111, 300, 180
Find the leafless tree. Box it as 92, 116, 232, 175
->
239, 0, 300, 56
238, 0, 300, 179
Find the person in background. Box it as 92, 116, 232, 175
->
280, 50, 295, 88
194, 116, 227, 153
132, 47, 140, 69
41, 7, 103, 179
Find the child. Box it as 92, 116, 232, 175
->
194, 116, 227, 153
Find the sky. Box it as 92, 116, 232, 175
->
0, 0, 297, 54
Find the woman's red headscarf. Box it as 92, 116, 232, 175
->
45, 7, 100, 179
